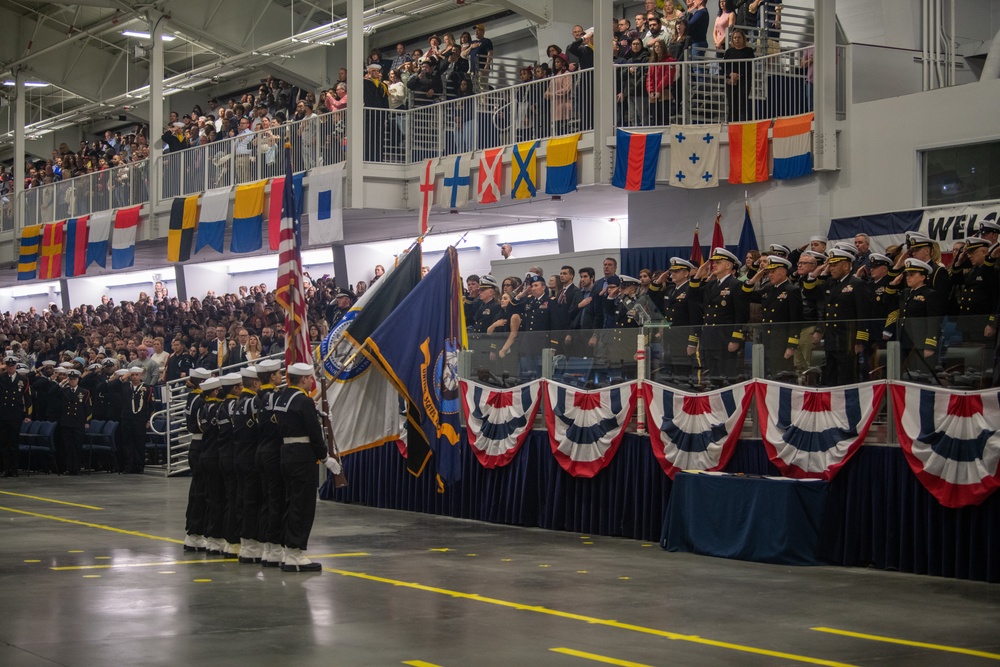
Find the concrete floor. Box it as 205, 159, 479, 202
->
1, 474, 998, 667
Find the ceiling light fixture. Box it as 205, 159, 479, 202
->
121, 30, 177, 41
3, 81, 48, 87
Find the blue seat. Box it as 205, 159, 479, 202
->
145, 416, 168, 465
83, 420, 119, 473
19, 421, 58, 474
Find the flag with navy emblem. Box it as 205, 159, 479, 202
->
460, 379, 543, 468
361, 247, 467, 486
544, 381, 638, 478
891, 382, 1000, 508
669, 124, 721, 189
756, 380, 886, 480
641, 380, 754, 478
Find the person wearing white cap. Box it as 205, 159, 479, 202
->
893, 258, 941, 372
121, 365, 154, 474
744, 255, 801, 377
57, 369, 91, 475
608, 275, 644, 328
234, 367, 264, 564
661, 257, 698, 378
197, 376, 228, 554
182, 368, 213, 553
273, 362, 332, 572
254, 358, 287, 567
814, 248, 871, 386
217, 373, 244, 556
951, 237, 999, 345
865, 253, 896, 369
0, 354, 32, 477
689, 248, 749, 379
892, 232, 947, 308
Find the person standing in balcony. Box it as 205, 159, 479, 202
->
545, 54, 574, 136
297, 101, 317, 171
724, 29, 756, 122
464, 23, 494, 92
687, 0, 710, 58
234, 116, 255, 183
363, 64, 389, 162
646, 40, 677, 126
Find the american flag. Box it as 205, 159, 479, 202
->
274, 143, 312, 367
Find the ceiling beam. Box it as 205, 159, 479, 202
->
492, 0, 550, 27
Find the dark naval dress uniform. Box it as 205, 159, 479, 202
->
897, 284, 942, 373
819, 274, 871, 386
0, 369, 32, 477
690, 274, 749, 379
234, 387, 262, 562
58, 383, 92, 475
120, 381, 154, 473
184, 387, 208, 549
745, 278, 803, 377
255, 382, 286, 565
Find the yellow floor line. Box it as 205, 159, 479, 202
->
0, 506, 182, 544
550, 647, 654, 666
52, 558, 237, 571
402, 661, 443, 667
0, 491, 103, 510
812, 627, 1000, 660
324, 568, 856, 667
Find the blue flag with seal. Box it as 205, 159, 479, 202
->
361, 246, 467, 488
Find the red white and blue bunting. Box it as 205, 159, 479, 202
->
459, 379, 543, 468
890, 382, 1000, 508
756, 380, 886, 480
640, 380, 754, 478
544, 381, 638, 478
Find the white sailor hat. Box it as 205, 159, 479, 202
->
869, 253, 892, 267
201, 377, 222, 392
54, 365, 69, 374
240, 367, 258, 381
809, 235, 828, 245
59, 361, 74, 368
87, 363, 101, 371
287, 362, 314, 377
41, 360, 57, 367
905, 231, 933, 249
669, 257, 696, 271
825, 248, 854, 263
221, 372, 242, 386
102, 358, 118, 367
16, 366, 29, 375
115, 369, 130, 376
189, 367, 212, 380
765, 256, 793, 271
766, 243, 791, 257
964, 236, 990, 251
128, 366, 143, 374
256, 359, 282, 374
709, 247, 740, 266
903, 258, 933, 274
619, 274, 641, 286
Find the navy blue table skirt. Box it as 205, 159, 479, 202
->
661, 472, 829, 565
320, 433, 1000, 583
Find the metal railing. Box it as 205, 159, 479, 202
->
730, 1, 815, 54
161, 111, 346, 199
23, 159, 149, 229
615, 46, 815, 129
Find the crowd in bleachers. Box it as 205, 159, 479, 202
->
463, 225, 1000, 389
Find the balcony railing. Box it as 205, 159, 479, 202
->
14, 43, 843, 230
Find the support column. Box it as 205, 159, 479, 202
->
593, 0, 614, 184
58, 279, 70, 312
332, 243, 349, 290
174, 264, 188, 302
345, 0, 364, 209
813, 0, 837, 171
556, 218, 575, 254
14, 70, 25, 232
149, 14, 165, 213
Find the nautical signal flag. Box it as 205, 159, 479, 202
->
477, 147, 503, 204
439, 154, 471, 209
167, 195, 198, 262
511, 140, 538, 200
18, 224, 42, 281
39, 221, 65, 280
728, 120, 771, 184
64, 216, 89, 278
669, 125, 721, 189
418, 158, 436, 235
268, 173, 304, 250
231, 181, 266, 253
86, 210, 112, 269
611, 129, 661, 191
544, 134, 580, 195
307, 164, 344, 245
196, 187, 230, 254
772, 113, 814, 180
111, 205, 142, 270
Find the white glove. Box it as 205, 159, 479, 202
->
323, 457, 342, 475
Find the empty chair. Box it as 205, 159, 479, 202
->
20, 421, 58, 475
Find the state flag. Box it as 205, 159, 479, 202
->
728, 120, 771, 184
196, 187, 230, 255
611, 129, 661, 191
439, 154, 471, 209
510, 140, 538, 200
64, 216, 89, 278
231, 181, 266, 253
86, 210, 113, 269
307, 164, 345, 245
773, 113, 814, 180
111, 205, 142, 270
477, 147, 503, 204
544, 134, 580, 195
39, 221, 65, 280
167, 196, 198, 262
669, 125, 721, 189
